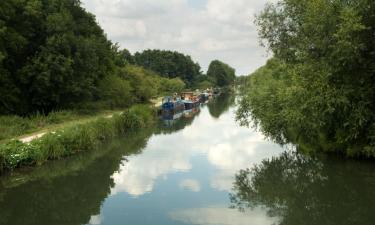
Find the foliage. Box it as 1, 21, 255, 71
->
193, 74, 215, 90
113, 45, 135, 67
237, 0, 375, 157
196, 80, 214, 90
0, 62, 185, 141
119, 65, 160, 102
207, 60, 236, 87
134, 49, 202, 86
162, 77, 186, 94
119, 65, 186, 102
0, 0, 115, 115
98, 75, 133, 108
0, 105, 155, 174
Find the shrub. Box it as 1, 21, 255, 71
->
98, 75, 133, 108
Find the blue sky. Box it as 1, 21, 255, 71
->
82, 0, 275, 75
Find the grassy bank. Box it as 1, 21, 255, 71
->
0, 105, 155, 175
0, 109, 124, 143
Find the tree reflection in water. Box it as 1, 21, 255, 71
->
208, 93, 235, 119
0, 130, 153, 225
230, 151, 375, 225
0, 103, 204, 225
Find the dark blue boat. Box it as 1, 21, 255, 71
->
162, 96, 185, 113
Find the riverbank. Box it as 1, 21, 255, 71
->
0, 105, 156, 176
0, 110, 124, 143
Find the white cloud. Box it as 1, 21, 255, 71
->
179, 179, 201, 192
81, 0, 276, 75
169, 206, 279, 225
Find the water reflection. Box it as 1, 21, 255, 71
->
208, 93, 235, 119
0, 131, 153, 225
179, 179, 201, 192
170, 206, 278, 225
230, 151, 375, 225
110, 104, 283, 198
3, 94, 364, 225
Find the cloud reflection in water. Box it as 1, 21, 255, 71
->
110, 107, 283, 196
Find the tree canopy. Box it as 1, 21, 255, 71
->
207, 60, 236, 87
0, 0, 117, 115
237, 0, 375, 157
134, 49, 202, 86
0, 0, 190, 116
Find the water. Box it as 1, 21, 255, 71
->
0, 95, 374, 225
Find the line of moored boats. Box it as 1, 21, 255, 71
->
161, 88, 221, 114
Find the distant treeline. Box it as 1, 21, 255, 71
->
237, 0, 375, 157
124, 49, 236, 89
0, 0, 236, 116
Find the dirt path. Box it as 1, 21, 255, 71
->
13, 101, 161, 144
20, 132, 47, 143
16, 111, 121, 144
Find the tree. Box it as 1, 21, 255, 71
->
134, 49, 202, 86
207, 60, 236, 87
0, 0, 115, 115
237, 0, 375, 157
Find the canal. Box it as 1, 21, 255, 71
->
0, 94, 374, 225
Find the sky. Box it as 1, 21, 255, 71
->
81, 0, 275, 75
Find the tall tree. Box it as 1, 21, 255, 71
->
207, 60, 236, 87
134, 49, 201, 86
237, 0, 375, 157
0, 0, 115, 114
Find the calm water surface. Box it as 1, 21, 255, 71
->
0, 95, 374, 225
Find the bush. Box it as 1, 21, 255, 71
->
0, 151, 4, 174
120, 105, 154, 130
98, 75, 133, 108
0, 140, 40, 171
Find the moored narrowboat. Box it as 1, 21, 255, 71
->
162, 96, 185, 113
181, 91, 200, 109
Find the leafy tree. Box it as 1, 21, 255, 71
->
119, 66, 156, 103
238, 0, 375, 157
0, 0, 115, 115
98, 75, 133, 108
162, 77, 185, 94
134, 49, 201, 86
207, 60, 236, 87
113, 45, 135, 67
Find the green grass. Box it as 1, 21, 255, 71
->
0, 110, 121, 142
0, 105, 155, 175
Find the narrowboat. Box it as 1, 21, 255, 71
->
181, 91, 200, 110
162, 96, 185, 113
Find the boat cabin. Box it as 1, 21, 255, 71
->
181, 92, 195, 100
